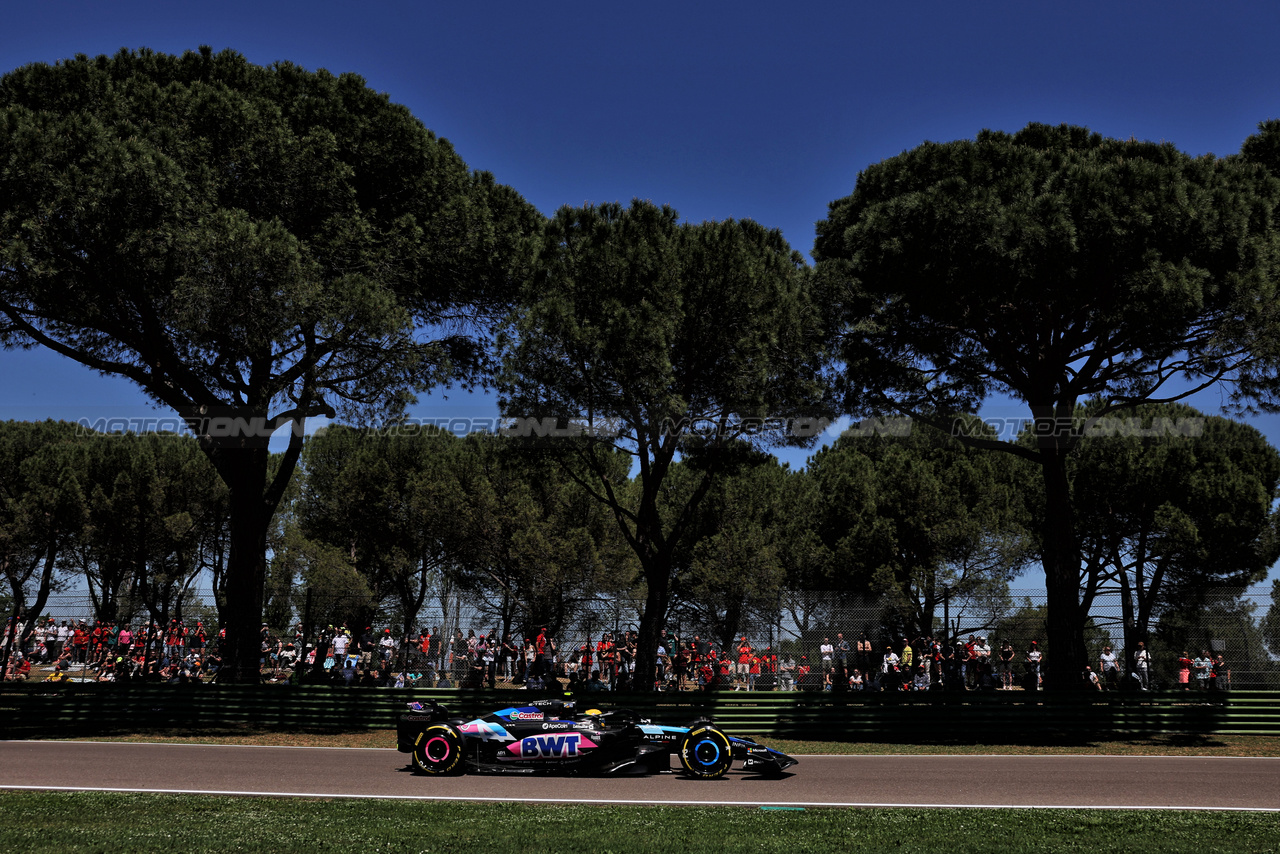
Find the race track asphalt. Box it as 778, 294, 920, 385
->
2, 741, 1278, 811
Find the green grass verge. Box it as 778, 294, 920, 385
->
0, 791, 1276, 853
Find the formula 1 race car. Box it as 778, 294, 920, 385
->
396, 697, 797, 779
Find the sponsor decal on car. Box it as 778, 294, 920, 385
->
507, 733, 598, 758
458, 720, 513, 740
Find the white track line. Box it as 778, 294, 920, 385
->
2, 785, 1278, 812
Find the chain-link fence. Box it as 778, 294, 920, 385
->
8, 583, 1277, 689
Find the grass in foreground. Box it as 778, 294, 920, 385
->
0, 792, 1276, 854
51, 727, 1280, 757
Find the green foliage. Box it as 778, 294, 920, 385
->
817, 123, 1280, 420
500, 199, 833, 683
285, 424, 463, 634
444, 433, 638, 639
0, 421, 85, 619
815, 121, 1280, 682
270, 527, 374, 631
806, 418, 1035, 639
0, 47, 530, 417
674, 455, 796, 649
994, 601, 1112, 661
1069, 402, 1280, 658
1261, 578, 1280, 658
73, 431, 229, 623
1, 422, 227, 631
0, 47, 540, 679
1152, 592, 1272, 685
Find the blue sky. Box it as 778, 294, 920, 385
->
3, 1, 1280, 475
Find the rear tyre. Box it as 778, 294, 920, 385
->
678, 726, 733, 779
412, 723, 464, 775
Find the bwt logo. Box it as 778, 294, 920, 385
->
520, 734, 584, 758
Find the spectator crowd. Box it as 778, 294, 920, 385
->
1, 614, 1233, 695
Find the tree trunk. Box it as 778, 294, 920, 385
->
633, 560, 672, 693
215, 448, 272, 684
1040, 448, 1086, 690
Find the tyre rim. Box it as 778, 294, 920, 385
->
424, 736, 451, 763
694, 739, 720, 766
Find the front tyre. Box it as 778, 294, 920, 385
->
678, 726, 732, 779
412, 723, 464, 775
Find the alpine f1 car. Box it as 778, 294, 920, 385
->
396, 697, 797, 779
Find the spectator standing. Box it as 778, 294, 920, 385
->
1099, 645, 1120, 690
42, 620, 57, 660
596, 633, 615, 685
819, 637, 834, 682
962, 635, 977, 687
1193, 650, 1211, 691
71, 622, 88, 663
449, 630, 466, 680
1134, 642, 1151, 690
522, 637, 536, 684
189, 623, 207, 654
501, 633, 517, 682
998, 640, 1015, 689
116, 625, 133, 658
835, 633, 850, 688
355, 627, 374, 668
619, 632, 634, 686
671, 644, 688, 691
379, 629, 397, 664
735, 637, 753, 691
856, 632, 872, 677
899, 638, 914, 690
881, 646, 901, 691
535, 626, 550, 679
55, 621, 71, 660
778, 652, 796, 691
481, 635, 496, 688
1176, 651, 1192, 689
1025, 641, 1042, 691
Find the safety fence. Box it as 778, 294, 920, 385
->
3, 683, 1277, 741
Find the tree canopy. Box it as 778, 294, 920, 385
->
807, 418, 1036, 641
499, 199, 832, 688
1067, 402, 1280, 665
0, 47, 541, 679
815, 122, 1280, 686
